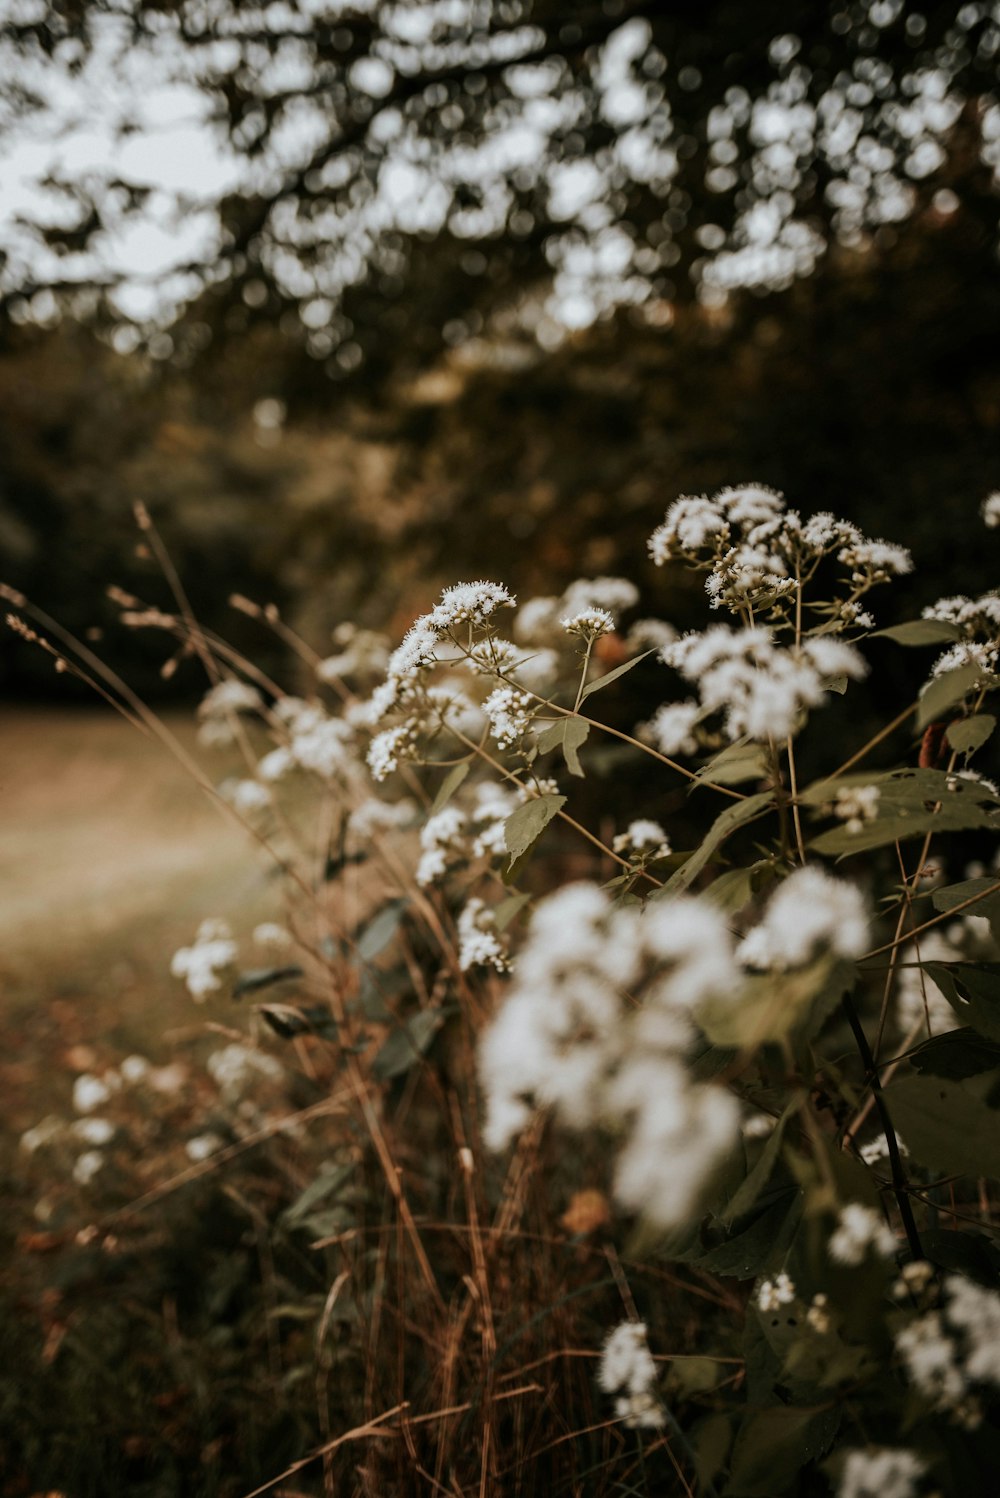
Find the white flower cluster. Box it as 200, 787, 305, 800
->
479, 882, 741, 1229
258, 698, 358, 781
412, 780, 524, 888
612, 818, 672, 862
828, 1203, 896, 1265
757, 1272, 796, 1311
416, 805, 468, 888
170, 918, 238, 1001
346, 795, 416, 844
316, 623, 390, 683
649, 485, 909, 626
597, 1321, 665, 1430
206, 1042, 283, 1102
834, 783, 880, 834
560, 606, 616, 641
483, 686, 534, 749
514, 577, 638, 645
894, 1275, 1000, 1429
982, 492, 1000, 529
196, 678, 264, 747
222, 777, 272, 817
738, 866, 869, 971
457, 897, 510, 973
923, 591, 1000, 682
838, 1447, 925, 1498
656, 625, 866, 746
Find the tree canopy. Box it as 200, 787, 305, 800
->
2, 0, 999, 383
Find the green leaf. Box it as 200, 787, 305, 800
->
917, 661, 983, 730
233, 964, 303, 997
721, 1101, 797, 1225
726, 1405, 839, 1496
429, 761, 469, 815
492, 891, 531, 931
808, 767, 1000, 854
655, 790, 774, 897
932, 875, 1000, 944
282, 1162, 353, 1228
947, 714, 996, 754
372, 1008, 444, 1080
536, 717, 590, 777
579, 649, 654, 700
694, 738, 769, 787
909, 1028, 1000, 1079
703, 860, 772, 915
694, 1190, 802, 1279
873, 619, 963, 646
919, 961, 1000, 1042
884, 1068, 1000, 1181
357, 898, 408, 963
503, 793, 566, 866
699, 956, 854, 1049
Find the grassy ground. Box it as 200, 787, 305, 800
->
0, 706, 268, 1135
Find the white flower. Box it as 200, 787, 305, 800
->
598, 1322, 664, 1429
512, 595, 561, 644
807, 1293, 832, 1334
834, 784, 880, 834
198, 679, 263, 719
738, 866, 869, 970
207, 1043, 283, 1100
73, 1072, 119, 1114
225, 778, 272, 815
416, 805, 468, 887
457, 897, 510, 972
828, 1202, 896, 1265
347, 796, 415, 843
981, 491, 1000, 528
367, 723, 418, 782
644, 699, 701, 756
612, 819, 671, 861
664, 625, 865, 744
838, 538, 913, 582
258, 745, 295, 781
944, 1273, 1000, 1387
72, 1150, 105, 1186
483, 686, 534, 749
757, 1272, 796, 1311
186, 1132, 225, 1162
468, 637, 522, 676
838, 1448, 925, 1498
120, 1054, 150, 1085
626, 617, 677, 652
20, 1116, 64, 1154
561, 576, 639, 620
429, 580, 515, 631
170, 919, 238, 1001
71, 1118, 115, 1146
649, 493, 728, 562
560, 606, 616, 641
288, 710, 356, 778
611, 1066, 741, 1229
253, 922, 291, 948
896, 1309, 971, 1419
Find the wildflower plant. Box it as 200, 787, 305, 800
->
9, 480, 1000, 1494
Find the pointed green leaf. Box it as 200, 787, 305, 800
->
946, 714, 996, 754
503, 793, 566, 866
430, 761, 470, 816
694, 739, 769, 787
919, 961, 1000, 1042
493, 891, 531, 931
884, 1068, 1000, 1181
233, 965, 303, 997
721, 1101, 797, 1225
932, 876, 1000, 944
579, 649, 654, 700
873, 620, 962, 646
536, 717, 590, 777
917, 661, 983, 730
655, 791, 774, 897
372, 1007, 444, 1080
357, 898, 408, 963
808, 767, 1000, 854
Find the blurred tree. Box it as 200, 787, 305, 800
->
0, 0, 998, 386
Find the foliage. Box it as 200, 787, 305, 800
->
8, 478, 1000, 1494
2, 1, 1000, 383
